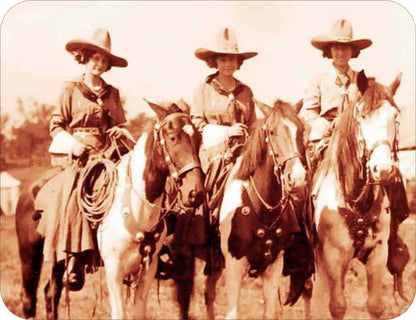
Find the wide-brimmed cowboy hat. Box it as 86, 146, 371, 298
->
311, 19, 372, 52
66, 28, 127, 68
195, 28, 258, 61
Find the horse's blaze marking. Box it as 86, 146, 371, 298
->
182, 124, 194, 137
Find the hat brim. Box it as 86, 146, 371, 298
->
311, 36, 372, 51
195, 48, 258, 61
66, 40, 128, 68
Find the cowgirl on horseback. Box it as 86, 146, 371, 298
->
36, 28, 133, 291
300, 19, 409, 291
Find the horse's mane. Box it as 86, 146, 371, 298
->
236, 100, 305, 180
315, 78, 395, 200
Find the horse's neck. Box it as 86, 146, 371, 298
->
249, 158, 281, 210
127, 133, 163, 230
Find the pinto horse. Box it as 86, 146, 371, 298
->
15, 101, 205, 320
310, 72, 404, 319
203, 100, 310, 320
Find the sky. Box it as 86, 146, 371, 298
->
1, 0, 415, 147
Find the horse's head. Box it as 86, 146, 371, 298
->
354, 71, 401, 183
244, 99, 307, 197
145, 99, 204, 208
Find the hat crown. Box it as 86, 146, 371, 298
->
214, 28, 239, 54
329, 19, 353, 41
89, 28, 112, 53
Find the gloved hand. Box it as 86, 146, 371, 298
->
106, 126, 125, 140
227, 123, 248, 138
71, 140, 88, 157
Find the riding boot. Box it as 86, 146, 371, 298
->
283, 232, 315, 306
62, 253, 86, 291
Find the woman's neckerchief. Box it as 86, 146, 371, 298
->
75, 76, 112, 106
206, 72, 249, 124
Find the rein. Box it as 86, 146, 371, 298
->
247, 123, 302, 212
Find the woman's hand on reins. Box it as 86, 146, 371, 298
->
106, 126, 125, 140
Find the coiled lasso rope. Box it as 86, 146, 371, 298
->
76, 155, 118, 228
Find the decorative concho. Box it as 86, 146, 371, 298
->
275, 228, 283, 237
241, 206, 251, 215
135, 231, 145, 242
256, 228, 266, 238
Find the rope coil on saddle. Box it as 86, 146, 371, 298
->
77, 155, 118, 227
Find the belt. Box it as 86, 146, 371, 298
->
73, 127, 103, 135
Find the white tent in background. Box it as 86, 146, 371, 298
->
0, 172, 21, 215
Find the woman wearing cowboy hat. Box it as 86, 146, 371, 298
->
36, 28, 131, 291
300, 19, 372, 165
192, 28, 258, 273
157, 28, 258, 279
301, 19, 409, 294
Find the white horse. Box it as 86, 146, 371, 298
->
310, 72, 405, 319
97, 100, 204, 319
204, 100, 310, 319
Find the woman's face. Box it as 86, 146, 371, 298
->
331, 44, 353, 68
216, 55, 238, 77
86, 52, 109, 76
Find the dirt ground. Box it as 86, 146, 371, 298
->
1, 210, 415, 319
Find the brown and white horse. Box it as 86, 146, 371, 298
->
310, 72, 403, 319
204, 100, 310, 319
15, 101, 205, 320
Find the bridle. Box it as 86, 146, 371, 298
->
354, 103, 400, 186
154, 112, 202, 186
248, 121, 304, 212
349, 102, 400, 209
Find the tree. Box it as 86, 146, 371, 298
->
124, 112, 154, 140
8, 100, 54, 165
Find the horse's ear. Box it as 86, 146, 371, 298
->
293, 99, 303, 114
255, 99, 272, 117
357, 70, 368, 96
176, 98, 191, 115
143, 98, 168, 119
390, 73, 402, 96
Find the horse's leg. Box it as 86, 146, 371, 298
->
205, 269, 222, 320
365, 210, 389, 319
223, 256, 245, 319
104, 258, 126, 319
322, 237, 350, 320
18, 235, 44, 319
302, 278, 313, 320
44, 262, 65, 320
365, 245, 387, 319
261, 253, 283, 319
132, 258, 158, 319
173, 244, 195, 320
15, 191, 45, 319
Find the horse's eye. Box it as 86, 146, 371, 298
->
169, 135, 177, 142
270, 130, 275, 136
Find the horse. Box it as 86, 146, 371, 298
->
309, 71, 405, 319
201, 99, 311, 320
15, 100, 205, 320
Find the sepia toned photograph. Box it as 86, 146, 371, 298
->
1, 1, 415, 319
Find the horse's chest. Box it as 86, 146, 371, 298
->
228, 191, 300, 277
339, 206, 381, 262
